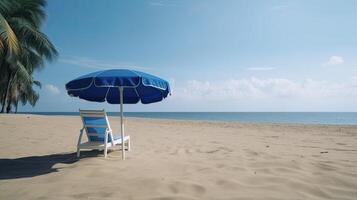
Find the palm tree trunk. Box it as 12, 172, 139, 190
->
0, 49, 8, 80
0, 49, 8, 113
6, 96, 11, 113
2, 68, 20, 113
1, 70, 12, 113
15, 99, 18, 113
0, 92, 6, 113
5, 83, 13, 113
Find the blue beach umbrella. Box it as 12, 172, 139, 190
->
65, 69, 170, 158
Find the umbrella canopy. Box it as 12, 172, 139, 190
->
65, 69, 170, 160
65, 69, 170, 104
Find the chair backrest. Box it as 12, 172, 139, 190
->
79, 109, 113, 142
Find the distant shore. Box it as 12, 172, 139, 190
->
1, 114, 357, 199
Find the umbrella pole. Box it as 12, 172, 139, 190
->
120, 87, 125, 160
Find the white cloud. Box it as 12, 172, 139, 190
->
45, 84, 60, 95
60, 56, 149, 70
326, 56, 344, 65
172, 77, 357, 101
246, 67, 276, 71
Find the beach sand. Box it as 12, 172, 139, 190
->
0, 114, 357, 200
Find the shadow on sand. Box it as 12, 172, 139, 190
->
0, 150, 101, 180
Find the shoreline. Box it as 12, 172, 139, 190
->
4, 113, 357, 126
3, 113, 357, 127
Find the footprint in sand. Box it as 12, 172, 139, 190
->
216, 163, 226, 168
170, 147, 194, 156
216, 179, 241, 190
244, 149, 259, 157
204, 149, 220, 154
168, 181, 206, 196
197, 146, 233, 154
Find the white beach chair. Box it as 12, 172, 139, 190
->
77, 109, 130, 158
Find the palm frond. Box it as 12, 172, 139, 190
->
19, 83, 39, 107
9, 16, 58, 61
0, 39, 4, 57
0, 0, 18, 16
17, 44, 44, 71
0, 13, 19, 55
5, 0, 46, 28
33, 80, 41, 88
8, 60, 32, 85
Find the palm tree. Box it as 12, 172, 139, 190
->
0, 0, 57, 113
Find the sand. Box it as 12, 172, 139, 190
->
0, 114, 357, 200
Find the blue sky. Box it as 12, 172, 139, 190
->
22, 0, 357, 112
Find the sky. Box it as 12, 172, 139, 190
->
21, 0, 357, 112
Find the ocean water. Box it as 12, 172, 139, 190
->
19, 112, 357, 125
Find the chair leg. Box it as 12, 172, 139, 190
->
104, 147, 108, 158
77, 128, 84, 158
127, 139, 131, 151
77, 147, 80, 158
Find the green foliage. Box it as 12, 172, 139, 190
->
0, 0, 57, 113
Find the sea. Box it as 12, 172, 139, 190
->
19, 112, 357, 125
